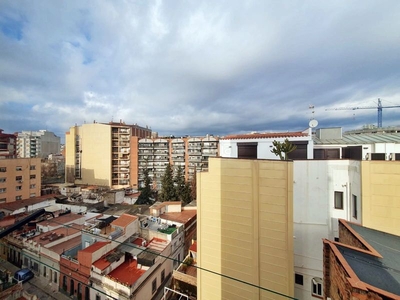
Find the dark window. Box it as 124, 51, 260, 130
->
295, 273, 303, 285
30, 174, 36, 179
237, 143, 257, 159
334, 237, 339, 242
371, 153, 386, 160
16, 195, 22, 200
161, 269, 165, 282
16, 166, 22, 171
287, 142, 308, 160
352, 195, 358, 219
342, 146, 362, 160
0, 178, 5, 183
96, 295, 101, 300
312, 278, 323, 297
395, 153, 400, 160
334, 191, 343, 209
30, 165, 36, 170
314, 148, 340, 160
0, 167, 6, 172
152, 278, 157, 294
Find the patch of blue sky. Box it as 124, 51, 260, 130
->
0, 14, 25, 41
83, 51, 94, 65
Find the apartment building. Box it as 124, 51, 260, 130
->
17, 130, 61, 158
0, 129, 17, 158
65, 121, 151, 188
0, 158, 41, 203
136, 135, 218, 189
197, 157, 294, 300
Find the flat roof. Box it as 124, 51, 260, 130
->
221, 131, 309, 140
314, 132, 400, 145
160, 210, 197, 225
48, 235, 82, 255
107, 259, 145, 286
0, 195, 57, 211
40, 213, 84, 227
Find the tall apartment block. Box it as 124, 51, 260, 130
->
65, 122, 151, 188
0, 129, 17, 159
0, 158, 41, 203
17, 130, 61, 158
136, 135, 219, 189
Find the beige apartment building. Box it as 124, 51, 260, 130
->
0, 158, 41, 203
197, 157, 294, 300
65, 122, 151, 188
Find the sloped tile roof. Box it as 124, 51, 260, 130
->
111, 213, 137, 228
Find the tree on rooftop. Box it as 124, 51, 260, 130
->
159, 164, 176, 202
271, 139, 297, 160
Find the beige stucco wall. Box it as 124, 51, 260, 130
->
197, 157, 294, 300
361, 160, 400, 236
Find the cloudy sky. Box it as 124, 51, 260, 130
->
1, 1, 400, 141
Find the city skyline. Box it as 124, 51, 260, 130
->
1, 1, 400, 139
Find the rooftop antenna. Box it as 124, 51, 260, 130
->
309, 105, 318, 128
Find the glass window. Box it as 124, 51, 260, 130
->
0, 177, 6, 183
295, 273, 303, 285
30, 174, 36, 179
16, 186, 22, 191
312, 277, 323, 297
334, 191, 343, 209
30, 165, 36, 170
0, 188, 6, 193
0, 167, 6, 172
16, 166, 22, 171
161, 269, 165, 282
16, 195, 22, 200
352, 195, 358, 219
152, 278, 157, 294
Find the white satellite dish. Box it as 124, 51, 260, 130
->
309, 119, 318, 128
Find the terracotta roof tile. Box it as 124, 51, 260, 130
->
221, 131, 308, 140
111, 213, 137, 228
80, 241, 110, 253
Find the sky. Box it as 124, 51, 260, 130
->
1, 1, 400, 142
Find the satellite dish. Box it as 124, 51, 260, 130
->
309, 119, 318, 128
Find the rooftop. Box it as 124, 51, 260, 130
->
314, 131, 400, 145
48, 235, 82, 255
0, 195, 57, 212
221, 130, 309, 140
111, 213, 137, 228
107, 259, 146, 286
330, 220, 400, 297
80, 241, 110, 254
160, 210, 197, 225
40, 213, 84, 227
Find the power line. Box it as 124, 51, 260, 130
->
2, 214, 298, 300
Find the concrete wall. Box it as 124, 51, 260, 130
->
293, 160, 361, 300
361, 160, 400, 236
197, 157, 294, 300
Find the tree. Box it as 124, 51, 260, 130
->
181, 181, 193, 205
137, 167, 153, 204
174, 166, 186, 199
190, 167, 197, 201
271, 139, 297, 160
159, 164, 176, 202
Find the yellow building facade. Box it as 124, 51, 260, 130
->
65, 122, 150, 188
0, 158, 41, 203
197, 158, 294, 300
361, 160, 400, 236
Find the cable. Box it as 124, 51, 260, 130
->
2, 213, 298, 300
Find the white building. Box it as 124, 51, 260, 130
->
17, 130, 60, 158
219, 128, 314, 159
292, 159, 361, 299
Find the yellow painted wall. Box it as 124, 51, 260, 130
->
361, 160, 400, 236
76, 124, 112, 186
65, 126, 78, 183
197, 158, 294, 300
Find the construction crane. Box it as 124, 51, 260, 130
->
325, 98, 400, 128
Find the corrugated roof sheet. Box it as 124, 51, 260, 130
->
221, 131, 308, 140
313, 132, 400, 145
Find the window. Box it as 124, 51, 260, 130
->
54, 271, 57, 283
312, 277, 323, 297
295, 273, 303, 285
30, 193, 36, 198
30, 184, 36, 189
152, 278, 157, 294
95, 295, 101, 300
16, 195, 22, 200
237, 143, 258, 159
161, 269, 165, 282
16, 176, 22, 182
16, 166, 22, 171
334, 191, 343, 209
0, 198, 5, 203
0, 167, 6, 172
30, 165, 36, 170
43, 266, 46, 277
30, 174, 36, 179
0, 188, 6, 193
16, 186, 22, 191
0, 177, 5, 183
352, 195, 358, 219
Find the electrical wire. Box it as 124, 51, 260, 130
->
1, 213, 298, 300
